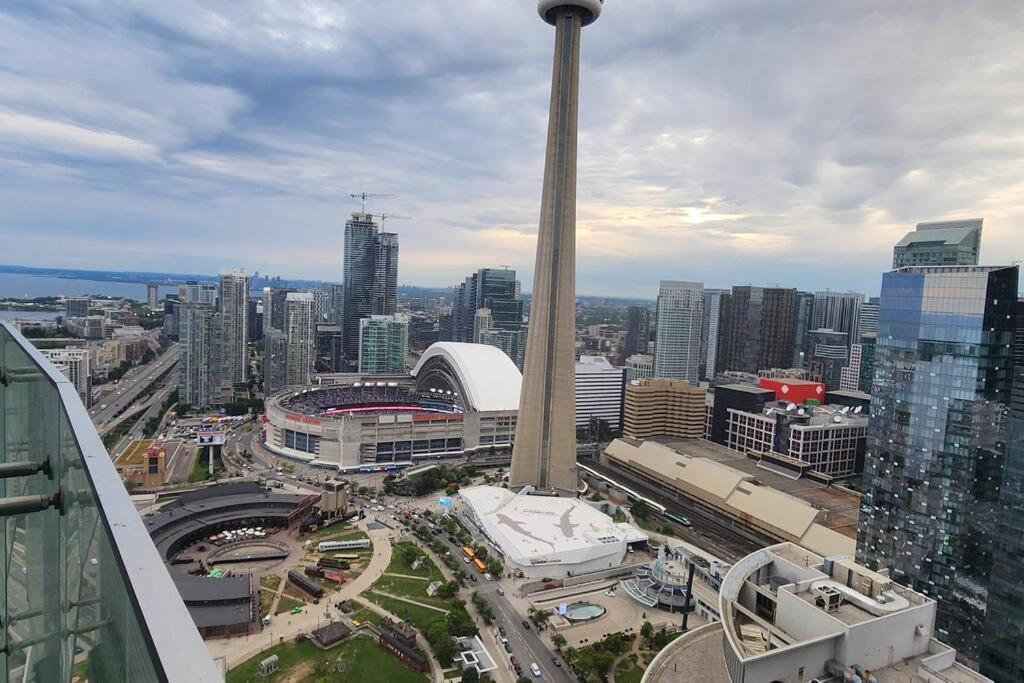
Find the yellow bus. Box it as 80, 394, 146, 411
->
473, 558, 487, 573
462, 546, 475, 559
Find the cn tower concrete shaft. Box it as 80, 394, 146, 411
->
511, 3, 598, 496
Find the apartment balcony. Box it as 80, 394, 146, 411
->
0, 321, 221, 682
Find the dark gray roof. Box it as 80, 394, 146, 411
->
173, 572, 252, 603
187, 602, 253, 628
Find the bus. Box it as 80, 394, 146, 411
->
472, 558, 487, 573
462, 547, 475, 560
318, 538, 371, 552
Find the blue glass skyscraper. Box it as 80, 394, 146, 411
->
856, 265, 1018, 668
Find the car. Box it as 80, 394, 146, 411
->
531, 663, 541, 677
552, 658, 562, 668
522, 620, 531, 630
463, 557, 471, 564
496, 587, 505, 596
483, 573, 492, 581
498, 625, 507, 637
510, 656, 519, 667
470, 575, 477, 582
503, 642, 512, 653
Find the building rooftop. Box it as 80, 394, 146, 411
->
412, 342, 522, 412
458, 485, 646, 567
894, 218, 982, 248
606, 438, 859, 553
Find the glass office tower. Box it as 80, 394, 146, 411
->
0, 322, 218, 682
856, 265, 1018, 668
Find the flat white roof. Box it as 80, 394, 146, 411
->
459, 485, 645, 568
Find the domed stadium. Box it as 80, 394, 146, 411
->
263, 342, 521, 471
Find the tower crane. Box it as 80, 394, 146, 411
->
369, 213, 411, 229
349, 192, 394, 213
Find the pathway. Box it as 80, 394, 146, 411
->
368, 590, 451, 614
207, 521, 397, 669
385, 572, 432, 580
356, 595, 445, 683
266, 576, 287, 616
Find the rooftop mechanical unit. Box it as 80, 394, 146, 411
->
814, 585, 843, 613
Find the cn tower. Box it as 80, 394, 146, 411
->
510, 0, 603, 496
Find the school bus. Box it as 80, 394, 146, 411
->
462, 546, 475, 559
473, 558, 487, 573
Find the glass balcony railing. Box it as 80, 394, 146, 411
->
0, 321, 221, 682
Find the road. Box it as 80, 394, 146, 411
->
109, 384, 174, 459
91, 344, 179, 426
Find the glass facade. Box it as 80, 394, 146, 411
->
856, 266, 1018, 668
0, 322, 219, 682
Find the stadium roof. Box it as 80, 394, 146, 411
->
412, 342, 522, 412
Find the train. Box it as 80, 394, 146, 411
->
287, 569, 324, 599
318, 538, 370, 552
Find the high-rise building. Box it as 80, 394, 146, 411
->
857, 332, 877, 394
247, 298, 262, 342
217, 270, 249, 387
892, 218, 983, 268
857, 264, 1018, 666
473, 308, 494, 343
178, 302, 217, 408
64, 296, 90, 318
653, 280, 703, 383
373, 232, 400, 316
284, 293, 314, 389
811, 290, 863, 349
262, 286, 295, 396
720, 286, 796, 373
480, 328, 525, 370
574, 355, 625, 431
839, 342, 862, 392
709, 384, 775, 446
982, 297, 1024, 680
341, 213, 400, 363
698, 289, 726, 380
510, 0, 602, 496
358, 315, 409, 375
623, 305, 651, 362
146, 283, 159, 309
453, 268, 523, 358
807, 328, 849, 388
623, 378, 706, 440
311, 289, 330, 324
791, 290, 815, 368
40, 348, 90, 407
625, 353, 653, 382
857, 295, 880, 338
178, 281, 216, 305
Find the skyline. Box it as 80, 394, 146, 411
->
2, 1, 1023, 297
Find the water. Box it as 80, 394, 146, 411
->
0, 310, 62, 321
0, 272, 175, 301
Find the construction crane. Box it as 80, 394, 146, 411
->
349, 192, 394, 213
369, 213, 411, 229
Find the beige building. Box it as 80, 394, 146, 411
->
623, 378, 706, 440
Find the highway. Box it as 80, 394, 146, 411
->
109, 384, 174, 460
92, 343, 179, 427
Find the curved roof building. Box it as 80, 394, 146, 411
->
412, 342, 522, 412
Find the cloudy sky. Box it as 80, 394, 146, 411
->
2, 1, 1022, 297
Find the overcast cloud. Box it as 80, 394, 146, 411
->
1, 1, 1022, 297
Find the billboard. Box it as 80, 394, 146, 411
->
196, 430, 226, 446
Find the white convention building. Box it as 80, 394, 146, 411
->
456, 485, 647, 578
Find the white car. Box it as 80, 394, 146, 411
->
531, 663, 541, 678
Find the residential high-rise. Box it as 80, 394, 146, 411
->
358, 315, 409, 374
40, 348, 90, 407
179, 303, 217, 408
623, 306, 651, 361
217, 270, 249, 387
510, 0, 602, 496
857, 265, 1018, 667
698, 289, 726, 380
64, 296, 90, 318
807, 328, 849, 388
262, 286, 295, 396
982, 297, 1024, 680
373, 232, 400, 316
653, 281, 703, 383
247, 298, 262, 342
840, 341, 862, 392
341, 213, 399, 363
284, 293, 315, 389
857, 332, 876, 394
892, 218, 983, 268
857, 295, 880, 337
453, 268, 523, 355
623, 378, 705, 440
480, 328, 525, 370
811, 290, 863, 349
720, 286, 797, 373
146, 283, 159, 309
473, 308, 494, 343
574, 355, 625, 431
178, 281, 216, 305
625, 353, 653, 382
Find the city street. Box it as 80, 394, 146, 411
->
91, 343, 179, 426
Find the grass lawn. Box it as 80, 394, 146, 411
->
188, 448, 225, 482
615, 654, 644, 683
386, 549, 444, 581
275, 595, 305, 616
260, 574, 282, 591
443, 669, 463, 680
226, 635, 427, 683
302, 524, 366, 544
349, 607, 382, 628
362, 592, 448, 631
259, 590, 275, 617
373, 575, 451, 608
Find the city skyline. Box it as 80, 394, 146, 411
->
3, 2, 1023, 297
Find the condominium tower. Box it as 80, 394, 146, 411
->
284, 292, 315, 389
341, 213, 399, 364
653, 281, 703, 383
217, 269, 250, 387
358, 315, 409, 375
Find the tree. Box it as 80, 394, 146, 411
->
640, 621, 655, 645
592, 650, 616, 677
487, 558, 503, 576
631, 499, 651, 521
460, 668, 480, 683
446, 607, 477, 637
425, 619, 456, 664
552, 633, 567, 651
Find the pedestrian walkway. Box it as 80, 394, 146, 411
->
385, 572, 432, 580
369, 590, 450, 614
